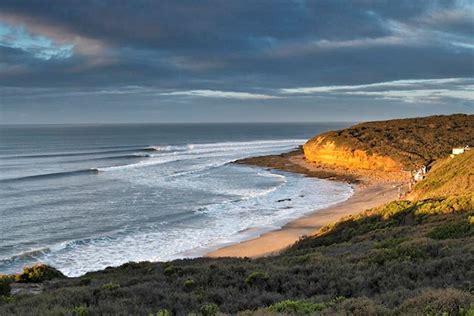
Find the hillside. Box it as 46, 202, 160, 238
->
409, 150, 474, 200
303, 114, 473, 171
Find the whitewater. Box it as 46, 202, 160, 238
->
0, 123, 352, 276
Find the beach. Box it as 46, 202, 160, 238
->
208, 150, 407, 258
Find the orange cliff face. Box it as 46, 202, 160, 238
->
303, 136, 403, 172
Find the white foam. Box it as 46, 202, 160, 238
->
29, 172, 353, 277
1, 137, 354, 277
96, 156, 182, 172
95, 139, 302, 174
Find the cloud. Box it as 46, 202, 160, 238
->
349, 88, 474, 103
161, 89, 277, 100
280, 78, 474, 103
280, 78, 468, 93
0, 1, 472, 90
0, 11, 111, 73
0, 86, 278, 101
0, 1, 472, 123
0, 22, 73, 60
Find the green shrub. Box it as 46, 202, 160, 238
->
199, 303, 219, 316
72, 305, 89, 316
245, 271, 269, 286
15, 264, 65, 283
163, 265, 179, 276
0, 275, 14, 296
323, 297, 389, 315
183, 279, 196, 291
398, 288, 473, 315
101, 282, 120, 290
79, 277, 91, 286
0, 295, 14, 304
153, 309, 171, 316
465, 305, 474, 316
428, 219, 473, 239
369, 238, 437, 265
374, 237, 406, 249
269, 299, 326, 314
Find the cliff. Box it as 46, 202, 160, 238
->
303, 114, 474, 171
303, 136, 403, 172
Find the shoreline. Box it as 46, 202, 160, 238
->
207, 150, 406, 258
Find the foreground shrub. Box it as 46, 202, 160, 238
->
72, 305, 89, 316
245, 272, 269, 286
0, 275, 15, 296
199, 303, 219, 316
101, 282, 120, 290
183, 279, 196, 291
397, 288, 473, 316
369, 237, 438, 265
15, 264, 65, 283
268, 299, 326, 314
0, 295, 14, 305
321, 297, 389, 315
153, 310, 171, 316
428, 219, 473, 240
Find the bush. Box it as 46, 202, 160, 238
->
268, 299, 326, 314
245, 272, 269, 286
398, 288, 473, 315
428, 219, 473, 239
0, 295, 14, 304
374, 237, 406, 249
153, 310, 171, 316
322, 297, 389, 315
0, 275, 14, 296
199, 303, 219, 316
163, 265, 180, 276
79, 277, 91, 286
101, 282, 120, 290
15, 264, 65, 283
369, 238, 437, 265
465, 305, 474, 316
183, 279, 196, 291
72, 305, 89, 316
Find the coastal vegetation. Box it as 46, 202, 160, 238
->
1, 114, 473, 315
409, 150, 474, 200
304, 114, 473, 170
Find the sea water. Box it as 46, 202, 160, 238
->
0, 123, 353, 276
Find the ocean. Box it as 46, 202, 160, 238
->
0, 123, 353, 276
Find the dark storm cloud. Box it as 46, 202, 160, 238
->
0, 0, 473, 123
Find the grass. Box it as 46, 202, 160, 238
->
411, 150, 474, 199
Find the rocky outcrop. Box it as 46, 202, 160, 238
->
303, 136, 403, 172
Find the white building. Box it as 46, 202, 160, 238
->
413, 165, 427, 182
451, 146, 470, 157
414, 170, 424, 182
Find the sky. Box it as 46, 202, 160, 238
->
0, 0, 473, 124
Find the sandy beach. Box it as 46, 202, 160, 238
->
207, 150, 406, 258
